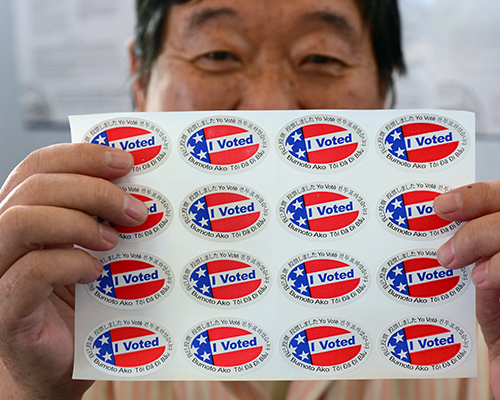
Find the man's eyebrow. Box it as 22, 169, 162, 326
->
186, 7, 239, 33
299, 10, 357, 38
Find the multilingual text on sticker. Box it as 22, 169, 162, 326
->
376, 113, 470, 171
183, 318, 272, 376
379, 316, 472, 374
377, 182, 462, 240
179, 116, 268, 173
112, 184, 173, 243
277, 114, 367, 172
279, 250, 369, 307
86, 251, 174, 309
182, 250, 271, 308
278, 182, 368, 240
84, 318, 174, 377
377, 249, 470, 306
82, 117, 171, 174
180, 183, 270, 241
280, 317, 371, 375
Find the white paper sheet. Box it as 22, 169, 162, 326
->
71, 109, 476, 380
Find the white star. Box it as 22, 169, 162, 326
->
198, 217, 209, 227
289, 345, 297, 354
196, 268, 206, 278
95, 279, 101, 288
201, 352, 211, 362
294, 268, 304, 277
93, 346, 101, 355
391, 130, 402, 141
295, 334, 306, 345
99, 335, 109, 345
188, 211, 197, 221
385, 210, 394, 219
286, 211, 295, 220
391, 198, 403, 209
292, 200, 303, 210
103, 285, 113, 295
393, 333, 404, 343
397, 283, 407, 292
95, 134, 107, 145
194, 201, 205, 211
395, 147, 406, 158
398, 349, 408, 360
190, 278, 198, 287
197, 150, 208, 160
292, 132, 302, 142
296, 149, 306, 159
396, 215, 406, 226
191, 346, 199, 354
186, 143, 195, 154
386, 277, 395, 286
193, 133, 203, 143
387, 343, 396, 354
386, 142, 393, 151
298, 284, 308, 294
288, 278, 296, 287
200, 284, 210, 294
101, 268, 109, 278
103, 352, 113, 362
197, 335, 208, 345
297, 217, 307, 227
285, 143, 294, 153
298, 351, 310, 361
393, 266, 403, 276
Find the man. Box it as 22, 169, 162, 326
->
0, 0, 498, 399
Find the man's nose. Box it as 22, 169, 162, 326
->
236, 65, 300, 110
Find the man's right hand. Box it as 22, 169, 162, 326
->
0, 144, 148, 400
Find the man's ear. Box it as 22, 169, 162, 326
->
126, 38, 147, 111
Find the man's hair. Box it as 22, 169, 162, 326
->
135, 0, 405, 90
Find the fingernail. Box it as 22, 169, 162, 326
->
437, 240, 455, 267
94, 258, 104, 274
472, 261, 488, 286
103, 150, 134, 170
99, 224, 120, 245
124, 194, 148, 222
434, 192, 463, 214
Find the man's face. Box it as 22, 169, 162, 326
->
132, 0, 386, 111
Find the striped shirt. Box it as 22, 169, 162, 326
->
82, 327, 493, 400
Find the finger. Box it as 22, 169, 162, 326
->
0, 173, 148, 226
434, 181, 500, 221
470, 253, 500, 290
0, 248, 101, 328
437, 212, 500, 269
0, 205, 119, 276
0, 144, 133, 203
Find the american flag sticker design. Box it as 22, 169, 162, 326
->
179, 116, 268, 173
281, 317, 371, 375
112, 184, 172, 243
280, 250, 369, 307
86, 252, 174, 309
277, 115, 367, 172
379, 316, 472, 374
85, 318, 174, 376
184, 318, 272, 375
376, 114, 470, 171
278, 183, 368, 240
377, 182, 462, 240
83, 117, 171, 175
378, 249, 470, 306
182, 251, 270, 309
181, 183, 269, 242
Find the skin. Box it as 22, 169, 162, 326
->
0, 0, 498, 399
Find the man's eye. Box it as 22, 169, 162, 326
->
304, 54, 338, 64
204, 51, 235, 61
194, 50, 241, 73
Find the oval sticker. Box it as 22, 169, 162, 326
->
377, 249, 470, 306
279, 250, 369, 307
280, 317, 371, 375
86, 251, 174, 309
83, 117, 171, 174
179, 116, 268, 173
379, 316, 472, 374
277, 114, 367, 172
180, 183, 270, 241
377, 182, 462, 240
376, 113, 470, 171
182, 250, 271, 308
84, 317, 174, 376
278, 182, 368, 240
183, 318, 272, 376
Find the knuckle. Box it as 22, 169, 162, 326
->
0, 206, 30, 239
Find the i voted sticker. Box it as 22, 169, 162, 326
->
180, 183, 270, 241
84, 318, 174, 376
179, 116, 268, 173
277, 114, 367, 172
377, 182, 462, 240
86, 251, 174, 309
376, 113, 470, 171
112, 184, 173, 243
279, 250, 369, 307
183, 318, 272, 376
278, 182, 368, 240
280, 317, 371, 375
379, 316, 472, 374
182, 251, 270, 309
83, 117, 171, 174
378, 249, 470, 306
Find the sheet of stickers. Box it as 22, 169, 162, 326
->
71, 109, 476, 381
